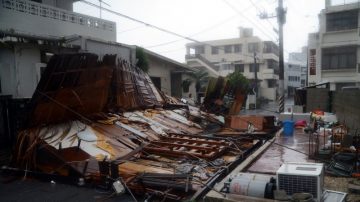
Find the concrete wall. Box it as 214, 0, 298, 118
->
308, 3, 360, 88
148, 57, 174, 96
69, 38, 136, 63
0, 48, 16, 96
0, 0, 116, 41
181, 73, 196, 99
185, 28, 279, 101
0, 45, 41, 98
332, 90, 360, 131
0, 38, 134, 98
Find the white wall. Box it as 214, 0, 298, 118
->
147, 58, 174, 95
308, 4, 360, 88
186, 28, 279, 101
0, 0, 116, 41
0, 48, 16, 96
181, 73, 196, 99
69, 38, 135, 63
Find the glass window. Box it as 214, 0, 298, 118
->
322, 46, 357, 70
263, 41, 279, 56
211, 46, 219, 55
250, 64, 259, 72
248, 43, 259, 53
268, 80, 276, 88
326, 10, 358, 32
195, 46, 205, 54
235, 64, 244, 72
224, 45, 232, 53
234, 44, 242, 53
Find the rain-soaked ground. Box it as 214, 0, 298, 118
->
246, 128, 314, 174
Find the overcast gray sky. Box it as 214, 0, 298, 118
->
74, 0, 325, 62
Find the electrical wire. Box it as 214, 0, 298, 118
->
117, 25, 146, 34
145, 0, 259, 49
248, 0, 278, 31
222, 0, 278, 41
79, 0, 255, 59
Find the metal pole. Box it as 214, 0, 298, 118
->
254, 52, 258, 98
100, 0, 102, 18
277, 0, 286, 113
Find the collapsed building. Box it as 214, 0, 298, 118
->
7, 53, 277, 201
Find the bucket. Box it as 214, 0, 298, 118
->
283, 120, 294, 136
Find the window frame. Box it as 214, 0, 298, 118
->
321, 46, 357, 70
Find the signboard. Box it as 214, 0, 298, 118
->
309, 49, 316, 75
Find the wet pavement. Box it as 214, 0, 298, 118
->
246, 128, 314, 174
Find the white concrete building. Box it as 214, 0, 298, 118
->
145, 49, 196, 99
285, 47, 307, 97
0, 0, 135, 98
307, 0, 360, 90
185, 27, 279, 101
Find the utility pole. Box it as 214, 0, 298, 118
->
259, 0, 286, 113
277, 0, 286, 113
253, 52, 258, 98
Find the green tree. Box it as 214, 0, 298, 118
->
136, 47, 149, 72
227, 71, 249, 93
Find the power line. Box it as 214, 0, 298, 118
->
222, 0, 278, 41
145, 14, 239, 48
80, 0, 255, 58
248, 0, 278, 31
117, 25, 146, 34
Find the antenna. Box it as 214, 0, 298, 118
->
99, 0, 111, 19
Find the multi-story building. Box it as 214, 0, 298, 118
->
185, 27, 279, 101
0, 0, 137, 98
285, 47, 307, 97
308, 0, 360, 90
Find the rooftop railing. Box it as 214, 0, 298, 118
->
1, 0, 115, 32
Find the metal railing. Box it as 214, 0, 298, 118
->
185, 54, 218, 71
1, 0, 115, 32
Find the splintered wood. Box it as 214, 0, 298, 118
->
13, 53, 277, 201
144, 135, 230, 160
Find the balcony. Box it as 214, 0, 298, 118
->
0, 0, 116, 41
261, 69, 277, 79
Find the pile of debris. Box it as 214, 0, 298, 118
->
6, 53, 277, 201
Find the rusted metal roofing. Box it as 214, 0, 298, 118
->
10, 53, 277, 201
28, 53, 114, 126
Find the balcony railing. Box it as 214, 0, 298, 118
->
1, 0, 115, 32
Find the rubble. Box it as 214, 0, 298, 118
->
8, 53, 277, 201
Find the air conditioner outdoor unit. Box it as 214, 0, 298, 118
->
277, 162, 324, 202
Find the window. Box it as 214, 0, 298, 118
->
221, 64, 234, 71
195, 46, 205, 54
267, 59, 279, 74
322, 46, 357, 70
248, 43, 259, 53
250, 64, 259, 72
150, 77, 161, 90
301, 79, 305, 86
235, 64, 244, 72
234, 44, 242, 53
326, 10, 358, 32
224, 45, 232, 53
211, 46, 219, 55
263, 41, 279, 56
268, 80, 276, 88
